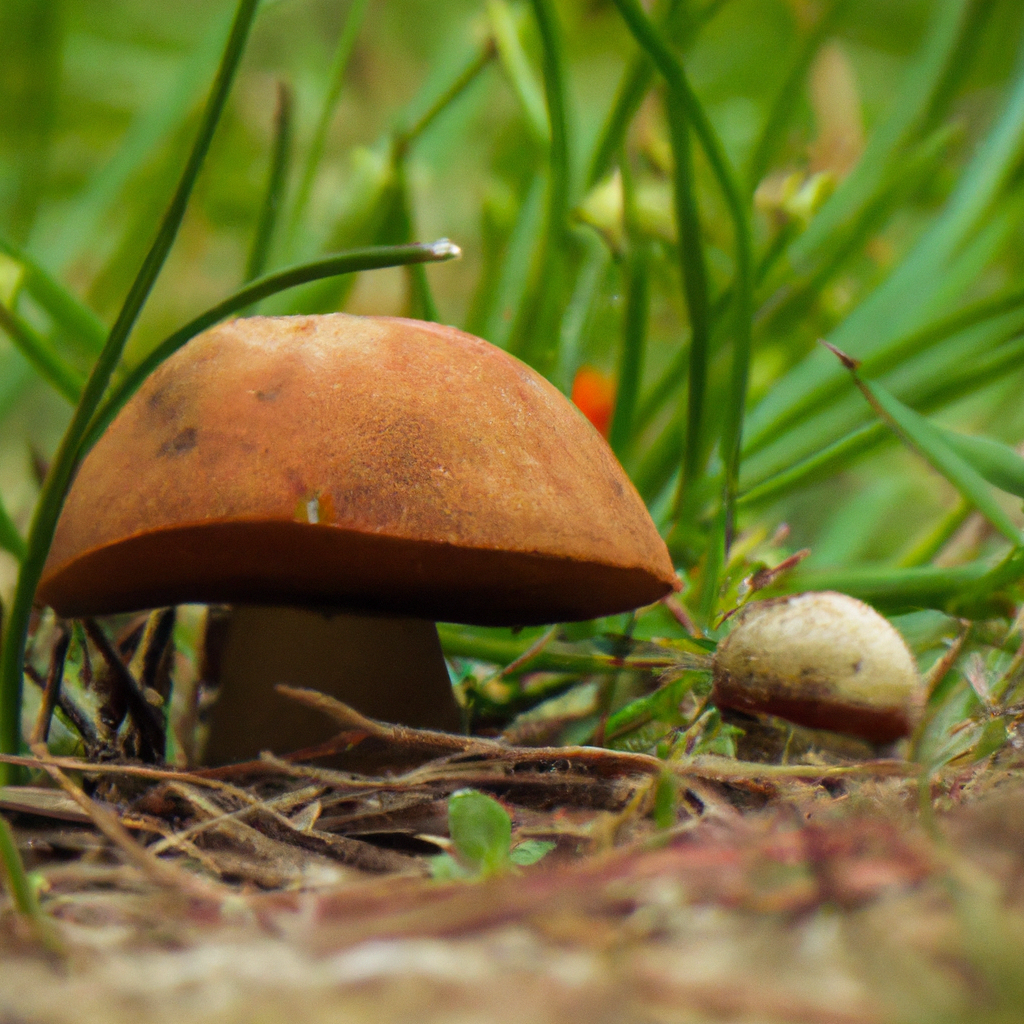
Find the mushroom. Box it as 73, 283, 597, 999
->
38, 314, 678, 763
711, 591, 924, 743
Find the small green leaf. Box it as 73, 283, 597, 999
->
448, 788, 513, 874
509, 839, 555, 866
429, 853, 475, 881
652, 773, 677, 830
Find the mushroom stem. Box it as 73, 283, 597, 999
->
200, 606, 462, 764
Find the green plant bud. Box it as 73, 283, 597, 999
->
576, 170, 624, 253
712, 591, 924, 743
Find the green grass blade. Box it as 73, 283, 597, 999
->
0, 303, 83, 404
87, 241, 460, 450
391, 164, 441, 322
897, 500, 972, 569
769, 560, 1005, 616
0, 234, 107, 355
789, 0, 969, 268
398, 41, 496, 149
587, 0, 731, 188
610, 0, 753, 532
663, 91, 711, 501
0, 353, 32, 426
0, 813, 58, 952
745, 0, 850, 191
739, 332, 1024, 507
587, 0, 684, 189
748, 37, 1024, 450
482, 175, 546, 349
837, 357, 1021, 544
49, 5, 234, 269
554, 230, 609, 392
244, 81, 294, 286
288, 0, 370, 246
488, 0, 548, 146
0, 495, 26, 562
0, 0, 261, 778
609, 242, 649, 457
512, 0, 571, 372
2, 0, 61, 246
756, 276, 1024, 454
937, 429, 1024, 500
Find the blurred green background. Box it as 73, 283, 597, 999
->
4, 0, 1024, 615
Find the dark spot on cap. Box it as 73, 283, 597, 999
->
254, 386, 280, 402
158, 427, 197, 457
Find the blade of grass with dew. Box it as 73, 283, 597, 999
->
0, 303, 83, 404
836, 358, 1021, 544
610, 0, 753, 536
0, 495, 26, 562
243, 81, 294, 287
747, 34, 1024, 451
85, 242, 460, 450
745, 0, 851, 192
43, 4, 234, 271
488, 0, 548, 147
0, 0, 262, 778
287, 0, 370, 251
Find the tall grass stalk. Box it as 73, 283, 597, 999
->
0, 0, 262, 780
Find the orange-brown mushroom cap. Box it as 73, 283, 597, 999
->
39, 314, 678, 625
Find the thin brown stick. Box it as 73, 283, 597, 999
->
81, 618, 165, 760
27, 744, 223, 900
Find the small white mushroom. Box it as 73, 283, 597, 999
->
711, 591, 925, 742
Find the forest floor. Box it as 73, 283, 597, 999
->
1, 715, 1023, 1024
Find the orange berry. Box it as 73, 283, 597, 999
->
571, 366, 616, 439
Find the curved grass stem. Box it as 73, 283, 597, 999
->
0, 0, 262, 781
